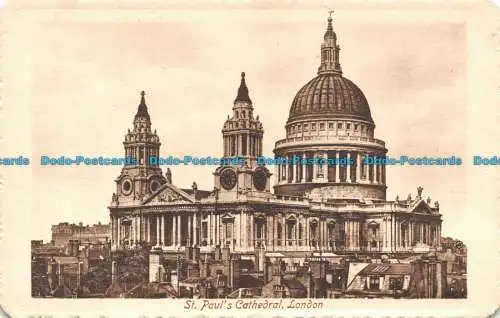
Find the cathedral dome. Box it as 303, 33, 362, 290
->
287, 15, 373, 124
288, 74, 372, 123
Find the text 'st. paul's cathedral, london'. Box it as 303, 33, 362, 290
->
109, 15, 443, 263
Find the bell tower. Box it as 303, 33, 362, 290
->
114, 91, 166, 205
214, 72, 271, 200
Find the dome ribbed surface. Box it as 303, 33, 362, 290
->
288, 74, 373, 123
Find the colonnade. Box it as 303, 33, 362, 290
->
111, 213, 199, 248
124, 145, 159, 166
110, 212, 441, 252
275, 150, 386, 185
223, 134, 262, 157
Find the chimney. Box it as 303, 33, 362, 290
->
230, 255, 241, 290
193, 246, 200, 261
49, 259, 58, 290
149, 252, 160, 283
214, 245, 222, 261
77, 262, 83, 289
272, 260, 283, 286
58, 263, 64, 286
257, 247, 265, 271
171, 270, 179, 295
263, 258, 271, 283
222, 246, 230, 263
111, 260, 117, 283
306, 267, 313, 298
185, 246, 193, 260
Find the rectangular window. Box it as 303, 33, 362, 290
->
319, 123, 325, 130
303, 124, 309, 131
226, 223, 233, 239
389, 277, 403, 290
369, 277, 380, 290
202, 222, 208, 239
328, 122, 334, 129
311, 123, 316, 130
297, 124, 301, 131
346, 123, 351, 129
354, 124, 358, 130
338, 123, 343, 129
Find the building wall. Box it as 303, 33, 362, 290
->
52, 222, 111, 247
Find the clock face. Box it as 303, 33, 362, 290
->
122, 179, 132, 195
220, 169, 237, 190
150, 179, 161, 193
253, 169, 267, 191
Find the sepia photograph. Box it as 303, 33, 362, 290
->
28, 9, 468, 300
0, 1, 498, 317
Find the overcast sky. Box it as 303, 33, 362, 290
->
24, 10, 466, 241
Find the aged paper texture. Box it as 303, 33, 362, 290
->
0, 0, 499, 317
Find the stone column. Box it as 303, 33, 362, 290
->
187, 214, 192, 246
146, 216, 150, 244
237, 135, 241, 156
266, 215, 272, 248
351, 221, 356, 249
290, 153, 296, 183
283, 218, 287, 247
346, 151, 352, 183
356, 152, 361, 182
160, 215, 165, 246
323, 220, 328, 248
409, 222, 413, 247
156, 215, 160, 246
321, 152, 328, 181
172, 215, 177, 246
116, 218, 121, 246
240, 212, 246, 248
276, 158, 281, 185
145, 215, 148, 244
207, 212, 212, 245
140, 214, 144, 242
111, 216, 115, 246
132, 217, 136, 246
193, 213, 198, 246
134, 215, 138, 243
381, 163, 386, 184
344, 221, 350, 250
304, 218, 309, 247
177, 214, 182, 246
282, 161, 287, 184
215, 213, 219, 245
250, 214, 255, 247
295, 153, 300, 183
317, 220, 322, 249
312, 152, 318, 182
335, 151, 340, 182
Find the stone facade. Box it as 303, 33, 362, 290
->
108, 16, 442, 260
51, 222, 110, 247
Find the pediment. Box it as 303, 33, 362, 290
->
410, 200, 433, 214
143, 183, 194, 205
221, 212, 234, 220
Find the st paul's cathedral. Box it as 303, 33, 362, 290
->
108, 16, 443, 261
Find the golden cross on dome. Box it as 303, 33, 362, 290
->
328, 9, 334, 18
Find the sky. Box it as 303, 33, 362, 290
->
24, 10, 466, 242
